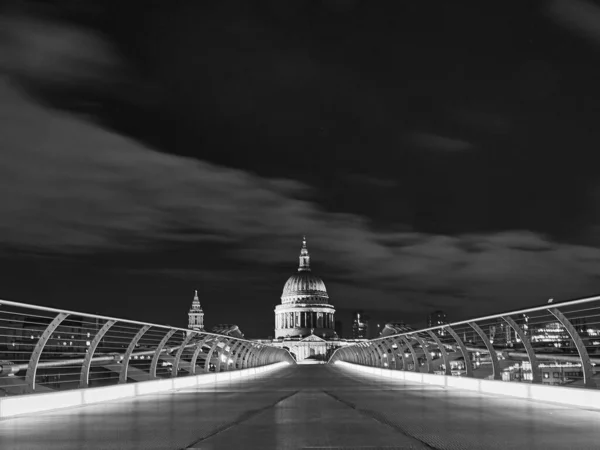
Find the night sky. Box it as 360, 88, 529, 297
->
3, 0, 600, 337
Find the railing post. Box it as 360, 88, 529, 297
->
392, 337, 408, 370
217, 339, 238, 372
224, 340, 243, 371
171, 331, 197, 378
469, 322, 501, 380
239, 343, 252, 368
445, 326, 474, 377
364, 344, 374, 366
204, 336, 224, 372
426, 330, 451, 375
190, 335, 211, 374
150, 329, 177, 378
380, 339, 395, 369
119, 325, 151, 384
549, 307, 596, 388
26, 312, 69, 393
413, 335, 433, 373
367, 343, 380, 367
400, 336, 419, 372
503, 316, 541, 383
79, 319, 116, 388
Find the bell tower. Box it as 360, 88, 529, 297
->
188, 290, 204, 331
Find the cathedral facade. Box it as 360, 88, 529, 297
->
274, 237, 336, 339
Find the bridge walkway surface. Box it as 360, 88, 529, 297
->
0, 364, 599, 449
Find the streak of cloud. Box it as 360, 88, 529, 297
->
409, 132, 472, 152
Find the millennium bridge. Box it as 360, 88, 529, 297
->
0, 297, 599, 449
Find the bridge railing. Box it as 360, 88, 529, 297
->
329, 295, 600, 389
0, 299, 294, 397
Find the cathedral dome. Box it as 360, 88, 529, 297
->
282, 272, 328, 299
280, 236, 329, 304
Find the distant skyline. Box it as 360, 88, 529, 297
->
3, 1, 600, 337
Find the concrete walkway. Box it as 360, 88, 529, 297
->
0, 364, 599, 449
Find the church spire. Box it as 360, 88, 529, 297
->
188, 290, 204, 331
191, 290, 202, 311
298, 236, 311, 272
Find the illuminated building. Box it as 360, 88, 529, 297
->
274, 237, 336, 339
188, 290, 204, 331
428, 310, 448, 336
351, 311, 369, 339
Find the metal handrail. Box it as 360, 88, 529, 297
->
0, 299, 245, 342
367, 294, 600, 343
0, 299, 295, 396
329, 293, 600, 389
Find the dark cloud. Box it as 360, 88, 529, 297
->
409, 132, 473, 152
3, 1, 600, 335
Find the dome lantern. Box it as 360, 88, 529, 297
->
298, 235, 310, 272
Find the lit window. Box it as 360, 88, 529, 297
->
543, 373, 549, 379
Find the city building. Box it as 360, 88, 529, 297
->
351, 311, 369, 339
427, 310, 448, 328
274, 237, 336, 339
188, 290, 204, 331
428, 310, 448, 337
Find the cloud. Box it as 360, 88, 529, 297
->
546, 0, 600, 47
409, 132, 472, 152
0, 12, 120, 88
2, 8, 600, 325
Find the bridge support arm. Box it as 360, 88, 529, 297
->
119, 325, 151, 384
549, 307, 596, 388
171, 331, 197, 378
469, 322, 501, 380
426, 330, 451, 375
413, 335, 433, 373
445, 326, 474, 377
80, 319, 116, 388
150, 329, 177, 378
503, 316, 540, 383
400, 336, 419, 372
26, 312, 69, 393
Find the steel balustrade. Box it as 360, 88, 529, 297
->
329, 295, 600, 389
0, 299, 294, 397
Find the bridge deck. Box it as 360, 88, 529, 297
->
0, 364, 598, 449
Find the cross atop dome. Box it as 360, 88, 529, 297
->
298, 236, 311, 272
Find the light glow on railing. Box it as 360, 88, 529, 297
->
0, 362, 290, 418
